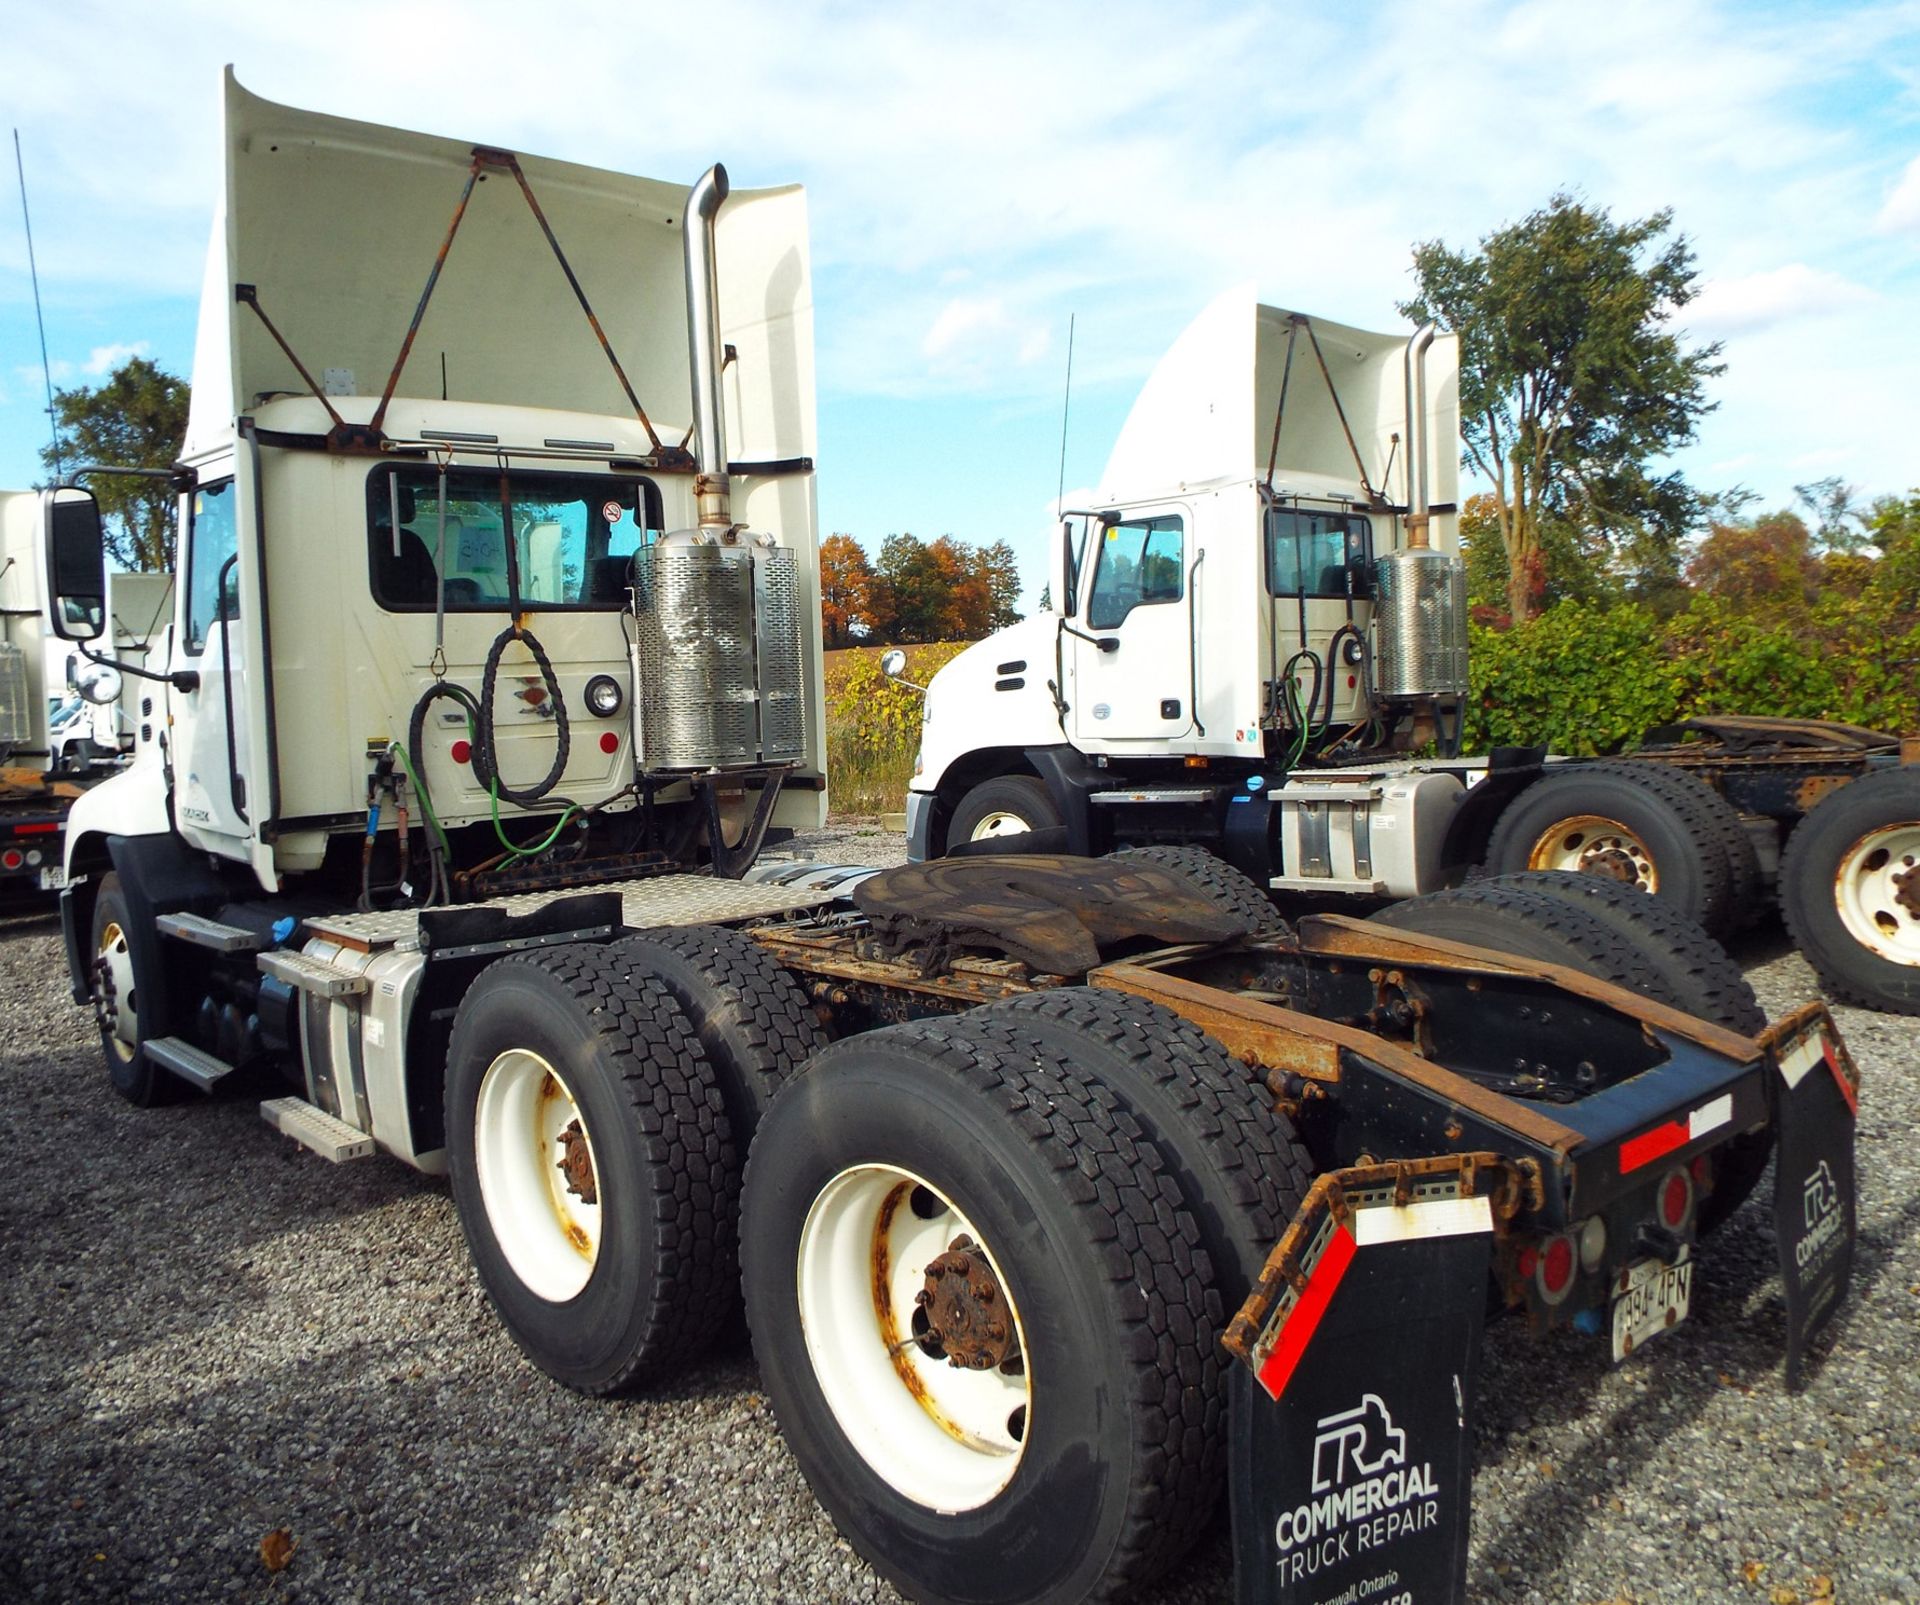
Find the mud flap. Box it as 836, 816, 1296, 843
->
1225, 1157, 1514, 1605
1763, 1004, 1860, 1389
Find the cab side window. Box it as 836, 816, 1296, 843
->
1085, 515, 1184, 630
184, 478, 239, 655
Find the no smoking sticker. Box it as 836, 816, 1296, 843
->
602, 500, 623, 524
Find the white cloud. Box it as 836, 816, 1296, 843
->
1876, 153, 1920, 232
82, 341, 150, 375
1684, 265, 1877, 337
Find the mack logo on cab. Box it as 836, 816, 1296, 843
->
1274, 1394, 1440, 1576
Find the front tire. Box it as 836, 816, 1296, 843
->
444, 945, 738, 1394
948, 774, 1062, 846
1780, 767, 1920, 1015
89, 871, 180, 1107
741, 1020, 1219, 1604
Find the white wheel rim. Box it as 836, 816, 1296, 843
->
1528, 814, 1658, 892
97, 921, 137, 1062
474, 1051, 602, 1303
968, 810, 1034, 841
796, 1165, 1032, 1512
1834, 820, 1920, 964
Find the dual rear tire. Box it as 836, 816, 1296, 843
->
740, 1000, 1306, 1604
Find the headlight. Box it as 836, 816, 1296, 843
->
584, 674, 624, 718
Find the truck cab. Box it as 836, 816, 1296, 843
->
909, 289, 1484, 894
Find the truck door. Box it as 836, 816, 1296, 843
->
170, 471, 255, 860
1069, 508, 1195, 743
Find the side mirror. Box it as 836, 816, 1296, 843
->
42, 489, 107, 642
879, 648, 908, 679
1052, 519, 1078, 619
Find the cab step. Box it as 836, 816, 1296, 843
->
144, 1035, 235, 1092
260, 1097, 375, 1162
155, 912, 263, 953
257, 949, 368, 998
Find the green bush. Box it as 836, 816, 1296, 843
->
1464, 575, 1919, 757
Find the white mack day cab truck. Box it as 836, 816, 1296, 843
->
31, 75, 1862, 1605
900, 294, 1920, 1018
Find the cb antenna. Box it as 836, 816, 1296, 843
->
1054, 313, 1075, 517
13, 129, 62, 481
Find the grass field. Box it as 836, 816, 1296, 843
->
823, 641, 967, 815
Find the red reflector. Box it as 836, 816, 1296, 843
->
1346, 674, 1357, 689
599, 731, 619, 754
1517, 1245, 1539, 1278
14, 822, 58, 835
450, 740, 472, 765
521, 686, 547, 707
1659, 1171, 1692, 1231
1255, 1224, 1356, 1402
1689, 1154, 1712, 1188
1620, 1119, 1689, 1173
1, 850, 21, 870
1542, 1235, 1575, 1295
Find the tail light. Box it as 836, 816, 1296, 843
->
1658, 1167, 1695, 1233
1535, 1232, 1577, 1305
1, 849, 22, 871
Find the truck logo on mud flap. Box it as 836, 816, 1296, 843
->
1311, 1394, 1406, 1491
1797, 1159, 1844, 1271
1803, 1160, 1839, 1232
1273, 1391, 1438, 1569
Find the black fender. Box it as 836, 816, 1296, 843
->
1025, 745, 1107, 857
97, 834, 232, 1041
1438, 749, 1549, 879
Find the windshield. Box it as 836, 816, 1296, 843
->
367, 465, 664, 611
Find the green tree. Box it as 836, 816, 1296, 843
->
38, 357, 190, 571
1400, 195, 1722, 624
1793, 476, 1869, 554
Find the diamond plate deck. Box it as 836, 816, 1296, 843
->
303, 874, 836, 950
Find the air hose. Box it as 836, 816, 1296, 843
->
476, 622, 570, 806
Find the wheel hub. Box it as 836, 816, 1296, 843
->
93, 922, 138, 1062
917, 1239, 1013, 1371
1893, 859, 1920, 921
556, 1117, 597, 1205
1834, 824, 1920, 962
1529, 815, 1657, 893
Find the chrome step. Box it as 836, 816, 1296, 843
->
145, 1035, 235, 1092
1088, 787, 1218, 805
260, 1097, 375, 1162
156, 912, 263, 953
257, 949, 368, 998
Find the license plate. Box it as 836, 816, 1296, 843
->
38, 864, 67, 891
1610, 1252, 1692, 1362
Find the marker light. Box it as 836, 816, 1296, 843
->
1578, 1215, 1608, 1272
450, 740, 472, 765
584, 674, 624, 717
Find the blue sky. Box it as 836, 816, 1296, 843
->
4, 0, 1918, 604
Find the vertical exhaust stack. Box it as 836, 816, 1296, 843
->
630, 162, 807, 774
1374, 321, 1468, 702
684, 164, 732, 532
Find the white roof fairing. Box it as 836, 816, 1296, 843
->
1096, 285, 1458, 515
185, 69, 814, 466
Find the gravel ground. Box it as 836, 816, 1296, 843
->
0, 827, 1914, 1605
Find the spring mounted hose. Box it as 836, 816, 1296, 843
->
477, 622, 570, 806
